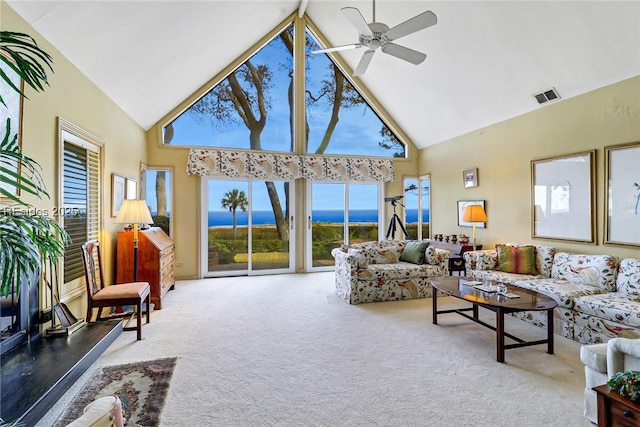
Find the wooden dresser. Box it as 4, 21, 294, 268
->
424, 239, 482, 275
117, 227, 175, 309
594, 384, 640, 427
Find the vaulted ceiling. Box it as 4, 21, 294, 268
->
6, 1, 640, 149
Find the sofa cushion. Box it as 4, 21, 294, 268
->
399, 241, 429, 264
359, 262, 445, 281
472, 270, 543, 284
550, 252, 619, 292
616, 258, 640, 295
347, 244, 401, 268
574, 293, 640, 328
514, 278, 604, 308
496, 244, 536, 274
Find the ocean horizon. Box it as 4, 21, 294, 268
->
206, 209, 428, 227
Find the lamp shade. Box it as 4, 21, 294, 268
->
462, 204, 487, 223
115, 199, 153, 224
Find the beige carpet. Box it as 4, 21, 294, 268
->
38, 272, 592, 426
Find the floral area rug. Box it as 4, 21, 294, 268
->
54, 357, 178, 426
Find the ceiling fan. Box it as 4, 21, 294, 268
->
311, 1, 437, 76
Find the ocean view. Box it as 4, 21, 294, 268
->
207, 209, 428, 227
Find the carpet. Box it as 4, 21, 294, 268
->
54, 357, 178, 426
38, 273, 593, 426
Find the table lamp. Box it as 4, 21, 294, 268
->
462, 204, 487, 249
115, 199, 153, 281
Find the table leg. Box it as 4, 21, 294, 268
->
547, 308, 554, 355
496, 308, 505, 363
432, 288, 438, 324
472, 304, 479, 320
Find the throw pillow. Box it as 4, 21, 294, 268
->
496, 244, 537, 274
399, 241, 429, 265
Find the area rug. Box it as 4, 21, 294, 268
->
54, 357, 178, 426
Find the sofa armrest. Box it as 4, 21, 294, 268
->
331, 248, 359, 274
464, 249, 497, 272
607, 337, 640, 377
425, 247, 450, 273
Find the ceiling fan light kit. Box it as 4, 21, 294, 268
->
312, 1, 437, 76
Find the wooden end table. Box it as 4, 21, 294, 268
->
593, 384, 640, 426
431, 276, 557, 363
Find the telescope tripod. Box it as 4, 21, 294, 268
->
386, 203, 409, 240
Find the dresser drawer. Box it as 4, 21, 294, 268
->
610, 398, 640, 426
160, 248, 175, 269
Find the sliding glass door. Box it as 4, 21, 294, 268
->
203, 178, 293, 276
307, 182, 382, 271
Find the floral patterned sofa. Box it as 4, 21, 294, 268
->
573, 257, 640, 344
464, 244, 640, 344
331, 240, 449, 304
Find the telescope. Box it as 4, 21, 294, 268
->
384, 195, 408, 239
384, 195, 403, 203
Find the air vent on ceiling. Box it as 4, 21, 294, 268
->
533, 87, 561, 105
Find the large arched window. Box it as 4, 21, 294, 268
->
162, 15, 406, 159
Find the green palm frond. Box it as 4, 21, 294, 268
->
0, 208, 69, 296
1, 118, 49, 204
0, 31, 53, 105
0, 30, 61, 297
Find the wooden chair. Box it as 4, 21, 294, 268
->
81, 240, 151, 340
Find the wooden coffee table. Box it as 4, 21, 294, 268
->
431, 276, 558, 362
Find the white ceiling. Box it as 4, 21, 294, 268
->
6, 0, 640, 149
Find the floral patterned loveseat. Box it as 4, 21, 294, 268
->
331, 240, 449, 304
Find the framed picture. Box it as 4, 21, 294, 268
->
0, 61, 24, 198
111, 173, 125, 217
126, 178, 137, 200
463, 168, 478, 188
531, 150, 595, 243
604, 141, 640, 247
457, 200, 486, 227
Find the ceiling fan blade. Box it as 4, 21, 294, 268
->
381, 43, 426, 65
311, 43, 364, 54
386, 11, 437, 41
341, 7, 373, 37
353, 49, 375, 76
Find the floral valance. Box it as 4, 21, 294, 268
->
186, 149, 395, 183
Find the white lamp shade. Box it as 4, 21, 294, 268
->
115, 199, 153, 224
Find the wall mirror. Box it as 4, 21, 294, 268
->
531, 150, 595, 243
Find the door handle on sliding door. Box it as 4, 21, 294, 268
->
308, 216, 311, 230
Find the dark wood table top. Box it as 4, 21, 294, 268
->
431, 276, 557, 312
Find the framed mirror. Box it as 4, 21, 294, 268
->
531, 150, 595, 243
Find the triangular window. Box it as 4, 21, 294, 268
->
162, 16, 406, 159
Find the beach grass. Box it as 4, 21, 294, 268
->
233, 252, 290, 263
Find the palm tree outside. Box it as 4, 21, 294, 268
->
221, 189, 248, 239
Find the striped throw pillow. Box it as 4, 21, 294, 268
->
496, 244, 537, 275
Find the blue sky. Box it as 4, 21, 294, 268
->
166, 25, 402, 158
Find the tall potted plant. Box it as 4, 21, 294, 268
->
0, 31, 68, 298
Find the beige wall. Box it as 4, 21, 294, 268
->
419, 75, 640, 259
3, 2, 147, 315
